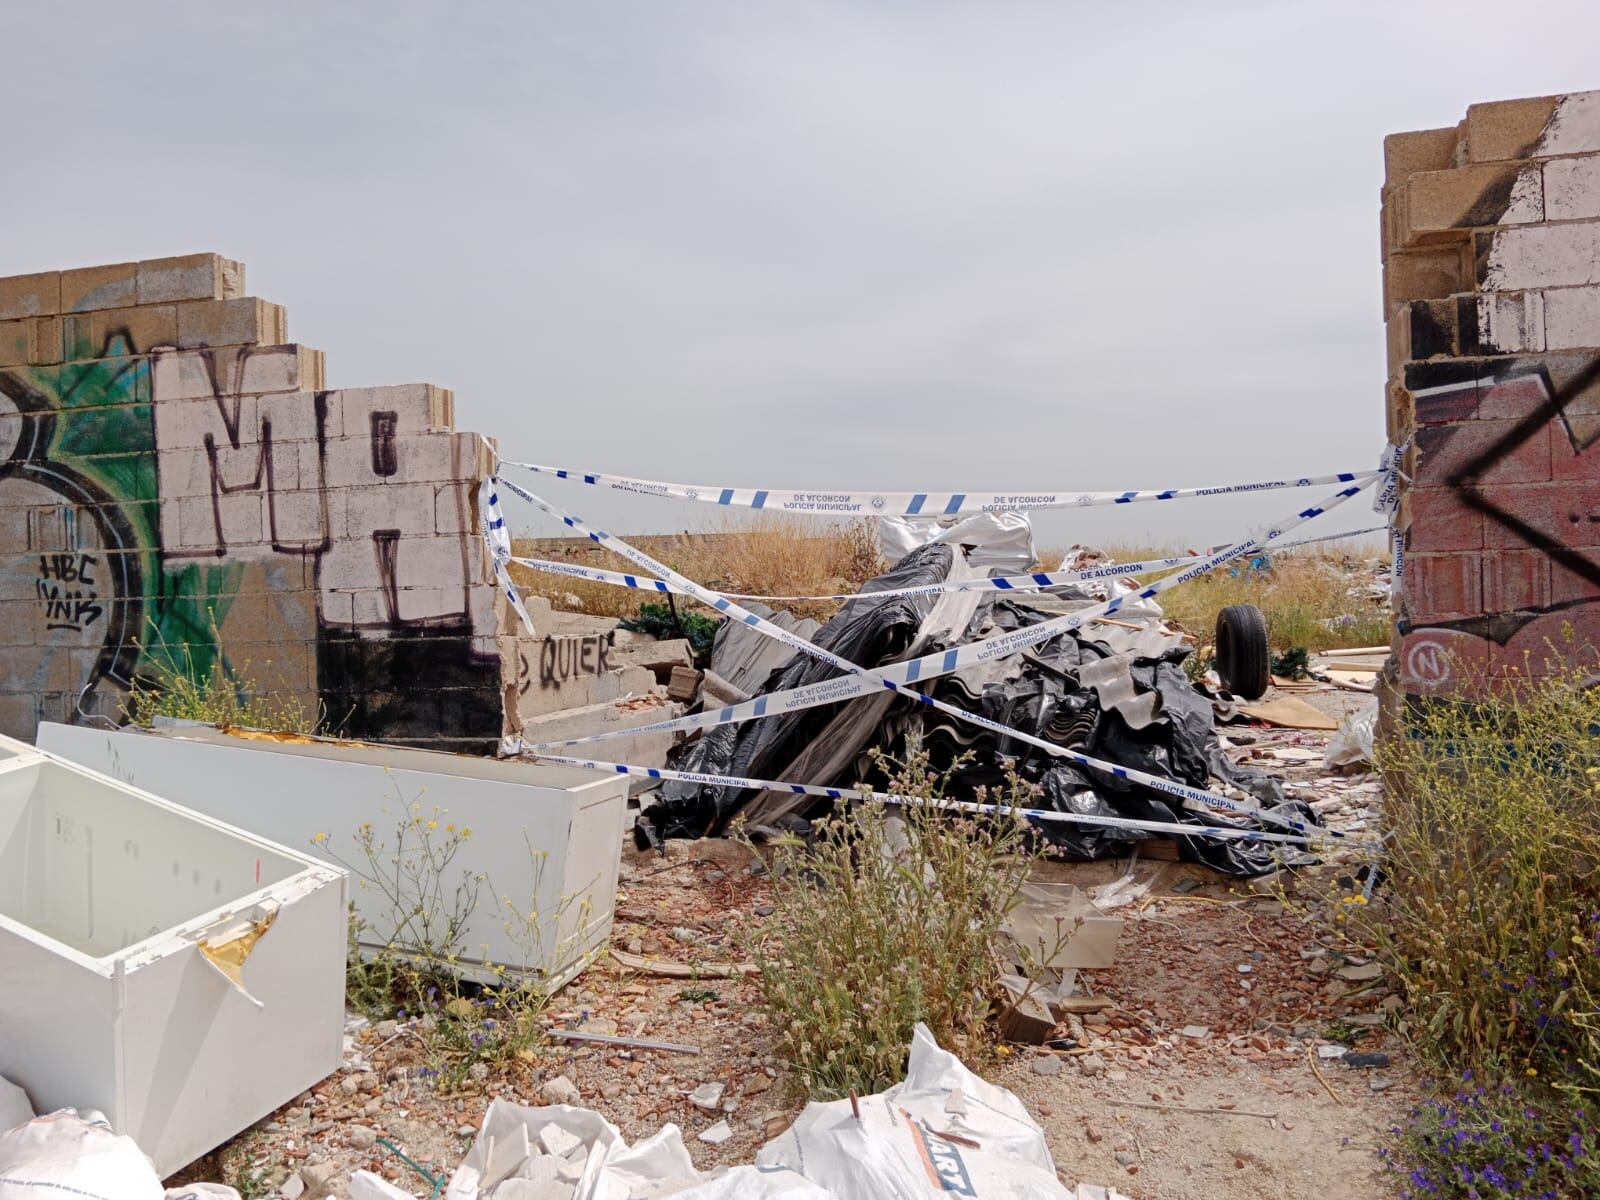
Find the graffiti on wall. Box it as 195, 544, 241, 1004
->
0, 333, 241, 725
1400, 354, 1600, 688
1, 334, 500, 745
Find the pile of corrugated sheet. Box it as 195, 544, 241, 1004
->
637, 543, 1313, 876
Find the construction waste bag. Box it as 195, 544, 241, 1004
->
444, 1100, 827, 1200
0, 1112, 164, 1200
755, 1023, 1070, 1199
445, 1025, 1073, 1198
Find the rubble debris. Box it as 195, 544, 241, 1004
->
1233, 696, 1340, 731
639, 544, 1314, 877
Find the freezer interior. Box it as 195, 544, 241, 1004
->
0, 756, 305, 959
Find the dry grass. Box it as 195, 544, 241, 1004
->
1044, 538, 1394, 653
510, 514, 883, 620
511, 519, 1390, 653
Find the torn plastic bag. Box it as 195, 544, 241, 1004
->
878, 510, 1036, 575
0, 1112, 163, 1200
757, 1023, 1070, 1199
1324, 709, 1376, 768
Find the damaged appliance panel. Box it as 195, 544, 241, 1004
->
0, 734, 346, 1177
36, 723, 628, 988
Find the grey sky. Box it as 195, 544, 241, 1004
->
4, 1, 1598, 551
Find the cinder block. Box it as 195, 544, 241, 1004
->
1550, 553, 1600, 605
0, 271, 62, 320
330, 384, 451, 443
434, 480, 472, 537
1470, 292, 1545, 354
1466, 94, 1560, 163
1384, 125, 1461, 184
60, 261, 138, 312
62, 305, 178, 360
1478, 223, 1600, 292
0, 317, 65, 367
1480, 482, 1600, 549
1549, 422, 1600, 479
1482, 549, 1551, 613
136, 254, 246, 305
151, 345, 323, 402
1406, 162, 1542, 234
1408, 487, 1484, 551
1415, 420, 1551, 487
342, 484, 445, 540
175, 298, 287, 350
1404, 552, 1482, 621
1543, 156, 1600, 222
1543, 285, 1600, 350
1383, 244, 1472, 314
1476, 369, 1555, 421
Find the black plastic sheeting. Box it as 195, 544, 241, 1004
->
638, 546, 1316, 876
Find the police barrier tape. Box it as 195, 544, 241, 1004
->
526, 751, 1364, 847
496, 458, 1379, 517
505, 524, 1389, 604
487, 460, 1386, 838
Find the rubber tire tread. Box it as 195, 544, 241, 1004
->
1215, 603, 1270, 700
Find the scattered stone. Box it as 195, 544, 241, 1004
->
762, 1111, 792, 1139
1317, 1045, 1348, 1060
279, 1173, 305, 1200
1078, 1053, 1107, 1078
1114, 1151, 1137, 1168
1336, 962, 1384, 983
754, 904, 775, 917
1181, 1026, 1210, 1039
339, 1076, 361, 1095
457, 1125, 477, 1138
689, 1082, 726, 1112
1030, 1055, 1063, 1077
374, 1020, 399, 1039
698, 1119, 734, 1145
540, 1075, 582, 1106
1368, 1077, 1395, 1093
349, 1126, 378, 1151
469, 1062, 490, 1083
298, 1163, 339, 1200
1345, 1052, 1392, 1070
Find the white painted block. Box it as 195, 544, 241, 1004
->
1481, 222, 1600, 290
0, 733, 345, 1176
1543, 284, 1600, 349
1543, 156, 1600, 222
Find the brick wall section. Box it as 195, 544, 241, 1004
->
0, 253, 513, 750
1383, 92, 1600, 694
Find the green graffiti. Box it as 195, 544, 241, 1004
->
14, 332, 240, 684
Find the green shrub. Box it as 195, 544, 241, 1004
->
1353, 649, 1600, 1092
620, 601, 721, 662
1384, 1076, 1598, 1199
123, 639, 329, 733
740, 752, 1036, 1099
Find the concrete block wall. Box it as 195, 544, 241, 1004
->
0, 253, 511, 750
1383, 92, 1600, 693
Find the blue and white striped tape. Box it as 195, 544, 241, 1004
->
506, 524, 1389, 604
486, 458, 1386, 837
531, 752, 1361, 847
496, 459, 1380, 517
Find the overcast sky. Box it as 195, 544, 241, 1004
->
4, 2, 1598, 551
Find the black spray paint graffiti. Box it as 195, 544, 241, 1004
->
536, 634, 615, 690
1406, 355, 1600, 646
36, 553, 103, 632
